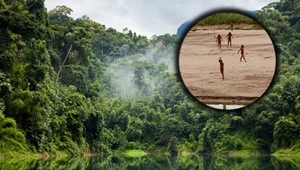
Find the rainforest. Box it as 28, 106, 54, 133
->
0, 0, 300, 166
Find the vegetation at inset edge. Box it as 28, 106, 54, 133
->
1, 154, 300, 170
196, 13, 258, 26
0, 0, 300, 161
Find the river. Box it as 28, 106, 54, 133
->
0, 154, 299, 170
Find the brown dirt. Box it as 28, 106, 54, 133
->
179, 25, 276, 106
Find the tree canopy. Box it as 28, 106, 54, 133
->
0, 0, 300, 157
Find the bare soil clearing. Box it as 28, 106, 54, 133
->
179, 25, 276, 107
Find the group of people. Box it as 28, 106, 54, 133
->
217, 23, 247, 80
216, 32, 233, 48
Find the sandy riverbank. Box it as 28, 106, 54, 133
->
179, 25, 276, 109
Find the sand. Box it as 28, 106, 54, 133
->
179, 25, 276, 106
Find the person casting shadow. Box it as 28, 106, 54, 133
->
227, 32, 233, 47
238, 45, 246, 62
216, 34, 223, 48
218, 57, 224, 80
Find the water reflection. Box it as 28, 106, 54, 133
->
0, 154, 299, 170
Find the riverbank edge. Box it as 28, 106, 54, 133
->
1, 149, 299, 160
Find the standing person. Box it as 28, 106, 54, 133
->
227, 32, 233, 47
230, 22, 233, 31
218, 57, 224, 80
216, 34, 223, 48
237, 45, 246, 62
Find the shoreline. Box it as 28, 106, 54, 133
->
192, 23, 263, 31
0, 150, 299, 160
196, 96, 259, 105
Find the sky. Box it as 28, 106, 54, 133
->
44, 0, 278, 38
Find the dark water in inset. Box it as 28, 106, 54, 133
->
0, 154, 299, 170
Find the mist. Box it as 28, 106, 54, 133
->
105, 40, 178, 99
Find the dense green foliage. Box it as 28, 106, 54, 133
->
0, 0, 300, 158
196, 13, 258, 26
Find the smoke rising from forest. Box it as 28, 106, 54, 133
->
106, 40, 178, 99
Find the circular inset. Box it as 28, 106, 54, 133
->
178, 11, 276, 110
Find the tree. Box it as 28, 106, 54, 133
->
255, 8, 289, 37
4, 90, 51, 152
0, 114, 28, 155
25, 39, 51, 90
48, 5, 73, 26
167, 136, 179, 155
120, 44, 129, 57
271, 116, 298, 152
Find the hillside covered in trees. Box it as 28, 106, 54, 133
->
0, 0, 300, 157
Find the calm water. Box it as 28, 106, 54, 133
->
0, 154, 299, 170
